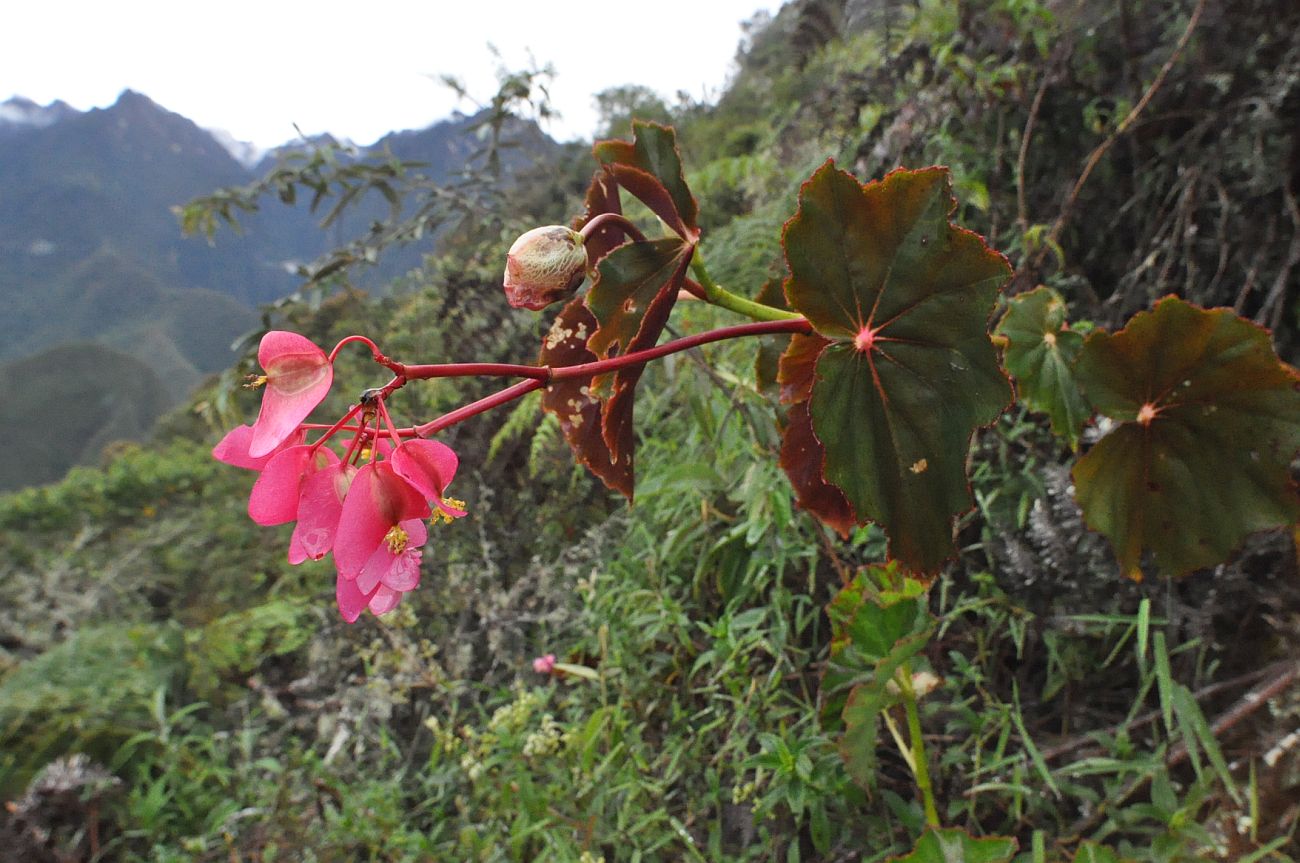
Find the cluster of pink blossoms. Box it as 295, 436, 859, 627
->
213, 332, 465, 622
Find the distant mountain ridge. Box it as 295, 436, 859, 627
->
0, 89, 557, 490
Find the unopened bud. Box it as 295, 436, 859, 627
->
503, 226, 588, 311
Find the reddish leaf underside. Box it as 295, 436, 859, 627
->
1073, 296, 1300, 577
782, 162, 1012, 574
573, 173, 627, 264
779, 401, 855, 539
539, 299, 633, 499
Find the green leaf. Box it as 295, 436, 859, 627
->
821, 567, 934, 788
1071, 842, 1133, 863
783, 163, 1012, 573
887, 827, 1017, 863
995, 286, 1091, 447
1073, 296, 1300, 577
594, 121, 698, 238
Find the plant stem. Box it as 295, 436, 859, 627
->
690, 252, 803, 322
898, 665, 941, 827
342, 317, 812, 438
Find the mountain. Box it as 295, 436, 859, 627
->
0, 96, 78, 135
0, 89, 558, 490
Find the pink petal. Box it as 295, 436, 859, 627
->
391, 439, 459, 503
383, 551, 422, 592
368, 586, 402, 616
213, 425, 305, 470
249, 332, 333, 458
333, 463, 430, 580
336, 571, 376, 623
357, 545, 422, 594
248, 445, 338, 526
290, 462, 355, 562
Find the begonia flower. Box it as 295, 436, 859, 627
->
390, 438, 467, 519
334, 514, 426, 622
289, 461, 357, 564
212, 425, 306, 470
503, 225, 588, 311
248, 331, 334, 458
247, 445, 339, 526
333, 462, 431, 582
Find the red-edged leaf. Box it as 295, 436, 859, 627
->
585, 237, 693, 466
779, 401, 855, 538
586, 238, 692, 361
1072, 296, 1300, 578
539, 299, 633, 499
594, 121, 698, 239
783, 162, 1012, 573
995, 286, 1091, 448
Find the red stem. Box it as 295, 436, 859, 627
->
415, 379, 546, 437
329, 334, 386, 365
549, 318, 810, 382
407, 318, 811, 437
579, 212, 647, 245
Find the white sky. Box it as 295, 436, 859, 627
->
3, 1, 781, 150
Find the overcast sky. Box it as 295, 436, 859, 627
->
3, 1, 781, 150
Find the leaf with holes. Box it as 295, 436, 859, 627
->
593, 121, 698, 239
1073, 296, 1300, 577
584, 237, 693, 466
783, 162, 1012, 573
888, 828, 1017, 863
995, 286, 1091, 448
539, 299, 633, 499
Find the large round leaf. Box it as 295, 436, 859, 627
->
1073, 296, 1300, 577
783, 162, 1012, 573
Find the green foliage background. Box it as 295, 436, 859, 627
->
2, 0, 1298, 860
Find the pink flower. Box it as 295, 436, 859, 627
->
532, 653, 557, 674
289, 461, 357, 564
247, 445, 340, 526
212, 424, 306, 470
390, 439, 467, 519
333, 462, 431, 620
248, 331, 334, 458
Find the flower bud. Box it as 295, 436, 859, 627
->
503, 226, 588, 311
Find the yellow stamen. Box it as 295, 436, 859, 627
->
242, 374, 268, 389
431, 497, 467, 525
383, 525, 409, 554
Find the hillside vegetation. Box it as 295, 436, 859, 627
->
1, 0, 1297, 860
